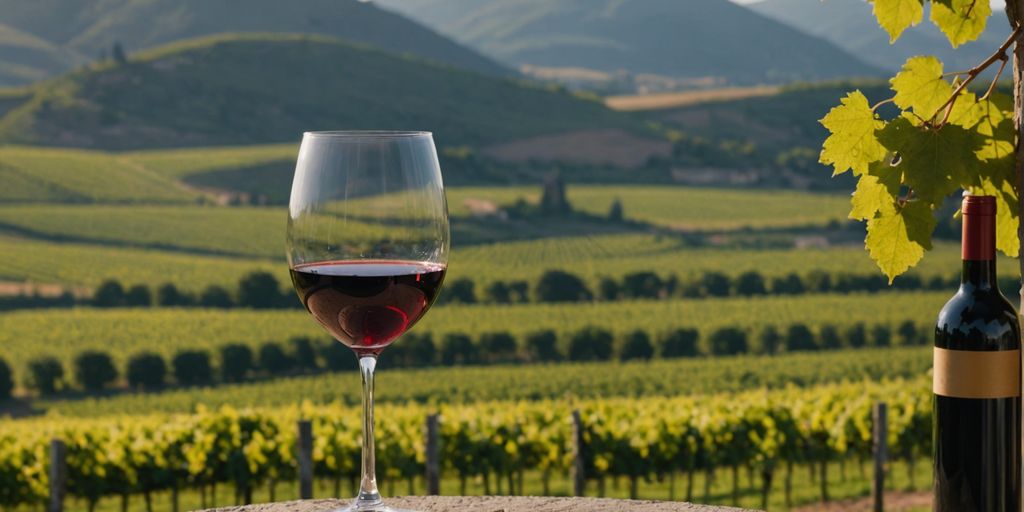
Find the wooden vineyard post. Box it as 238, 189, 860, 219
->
425, 414, 440, 495
297, 420, 314, 500
571, 410, 585, 497
48, 439, 66, 512
872, 402, 888, 512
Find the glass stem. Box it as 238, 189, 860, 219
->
356, 356, 382, 508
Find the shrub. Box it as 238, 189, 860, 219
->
172, 350, 213, 387
74, 351, 118, 392
126, 353, 166, 391
403, 333, 436, 367
124, 285, 152, 307
26, 357, 63, 395
618, 330, 654, 361
441, 279, 476, 304
708, 328, 747, 356
259, 342, 293, 375
484, 281, 511, 304
819, 325, 842, 350
567, 326, 614, 361
508, 281, 530, 303
755, 326, 781, 355
524, 330, 560, 362
734, 271, 767, 296
221, 344, 254, 382
701, 272, 731, 297
199, 285, 234, 308
441, 333, 478, 366
845, 323, 867, 348
156, 283, 193, 307
0, 358, 12, 400
803, 271, 832, 293
658, 328, 699, 358
237, 272, 283, 308
479, 332, 518, 364
289, 337, 319, 371
871, 325, 892, 347
320, 342, 356, 371
771, 273, 805, 295
93, 280, 125, 307
598, 277, 620, 301
621, 272, 663, 299
534, 271, 592, 302
896, 320, 921, 346
785, 324, 817, 352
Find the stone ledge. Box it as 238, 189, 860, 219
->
204, 496, 756, 512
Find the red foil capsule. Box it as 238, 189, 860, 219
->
962, 195, 995, 261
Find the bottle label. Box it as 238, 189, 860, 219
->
933, 347, 1021, 398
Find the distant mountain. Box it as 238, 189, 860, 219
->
371, 0, 881, 85
749, 0, 1010, 72
0, 22, 82, 86
0, 0, 507, 87
0, 34, 651, 155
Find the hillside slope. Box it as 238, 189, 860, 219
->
750, 0, 1009, 72
0, 22, 81, 86
0, 0, 507, 86
372, 0, 880, 84
0, 34, 650, 152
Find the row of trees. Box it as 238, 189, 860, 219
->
2, 319, 931, 399
91, 272, 295, 309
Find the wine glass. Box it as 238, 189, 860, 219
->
287, 131, 449, 511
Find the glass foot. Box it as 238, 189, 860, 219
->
330, 504, 419, 512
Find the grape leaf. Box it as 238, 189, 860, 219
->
866, 201, 936, 283
820, 91, 888, 176
973, 94, 1015, 163
850, 160, 901, 221
930, 0, 990, 48
872, 0, 925, 42
972, 175, 1020, 257
946, 90, 984, 129
891, 56, 951, 118
876, 116, 981, 203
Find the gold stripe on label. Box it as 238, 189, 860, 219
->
933, 347, 1021, 399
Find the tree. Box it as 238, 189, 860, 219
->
26, 357, 63, 395
803, 271, 832, 294
524, 330, 560, 362
756, 326, 782, 356
621, 272, 663, 299
403, 333, 436, 367
617, 330, 654, 361
289, 337, 319, 371
770, 274, 804, 295
845, 323, 867, 349
508, 281, 530, 303
871, 325, 892, 348
820, 2, 1020, 285
819, 325, 843, 350
156, 283, 192, 307
126, 353, 166, 391
320, 342, 356, 371
534, 270, 592, 302
479, 332, 518, 364
221, 344, 254, 382
700, 272, 731, 297
441, 333, 478, 366
73, 351, 118, 392
484, 281, 511, 304
708, 328, 747, 356
0, 358, 13, 400
172, 350, 213, 387
608, 198, 624, 222
199, 285, 234, 308
598, 277, 620, 301
111, 41, 127, 64
658, 328, 699, 358
93, 280, 125, 307
124, 285, 152, 307
540, 172, 570, 215
237, 272, 283, 309
566, 326, 614, 361
441, 279, 476, 304
258, 342, 293, 375
785, 324, 817, 352
734, 271, 767, 296
897, 320, 922, 346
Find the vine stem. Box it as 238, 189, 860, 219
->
932, 25, 1024, 126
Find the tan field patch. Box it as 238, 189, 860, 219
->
605, 86, 780, 111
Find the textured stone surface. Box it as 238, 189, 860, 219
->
204, 496, 755, 512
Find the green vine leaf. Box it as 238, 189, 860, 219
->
891, 56, 951, 117
819, 91, 888, 176
866, 201, 937, 283
930, 0, 991, 48
850, 160, 901, 221
872, 0, 925, 42
876, 116, 981, 203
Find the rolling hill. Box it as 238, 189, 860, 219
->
371, 0, 881, 84
0, 34, 655, 156
0, 0, 507, 87
749, 0, 1010, 72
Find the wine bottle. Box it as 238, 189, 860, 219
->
934, 195, 1021, 511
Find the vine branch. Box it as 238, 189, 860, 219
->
931, 25, 1024, 126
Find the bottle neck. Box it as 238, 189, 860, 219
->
961, 260, 997, 288
961, 209, 997, 289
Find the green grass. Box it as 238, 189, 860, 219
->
0, 146, 197, 203
123, 143, 297, 179
35, 347, 930, 417
0, 292, 946, 379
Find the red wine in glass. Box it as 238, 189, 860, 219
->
290, 260, 446, 355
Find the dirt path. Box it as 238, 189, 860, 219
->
794, 491, 930, 512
